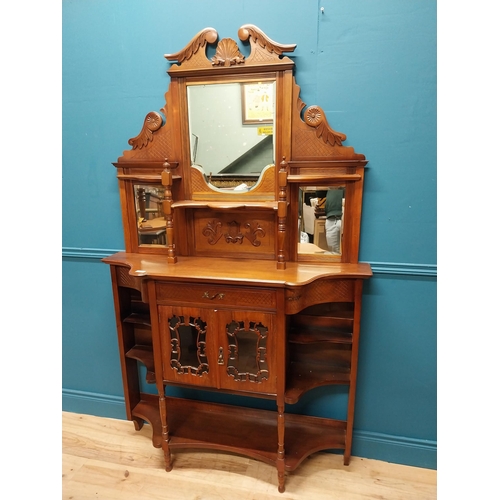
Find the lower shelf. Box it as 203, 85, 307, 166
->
132, 393, 346, 472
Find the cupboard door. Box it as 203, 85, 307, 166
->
158, 305, 218, 389
217, 310, 277, 395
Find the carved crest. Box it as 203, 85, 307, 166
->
211, 38, 245, 67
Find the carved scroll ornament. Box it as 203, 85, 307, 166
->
165, 27, 218, 64
302, 104, 346, 147
238, 24, 297, 57
128, 111, 163, 150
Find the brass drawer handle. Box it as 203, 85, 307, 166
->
218, 347, 224, 365
202, 291, 225, 300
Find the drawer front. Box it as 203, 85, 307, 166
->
156, 282, 277, 310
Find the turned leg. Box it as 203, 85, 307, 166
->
277, 403, 286, 493
159, 393, 173, 471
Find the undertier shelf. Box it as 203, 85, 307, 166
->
131, 393, 346, 471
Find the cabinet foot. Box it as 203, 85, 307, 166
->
277, 471, 286, 493
163, 447, 173, 472
132, 417, 144, 431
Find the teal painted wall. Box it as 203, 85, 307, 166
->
62, 0, 437, 469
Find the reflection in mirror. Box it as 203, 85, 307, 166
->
298, 186, 345, 256
133, 184, 166, 246
187, 81, 275, 190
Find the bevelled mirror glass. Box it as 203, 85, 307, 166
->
187, 80, 275, 191
133, 184, 167, 247
298, 186, 346, 256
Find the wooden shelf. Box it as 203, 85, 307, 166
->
123, 312, 151, 327
171, 200, 278, 210
125, 345, 155, 383
131, 394, 346, 471
285, 342, 351, 404
288, 326, 352, 344
285, 360, 351, 404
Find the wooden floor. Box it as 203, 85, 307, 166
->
62, 411, 436, 500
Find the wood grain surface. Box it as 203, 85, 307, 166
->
62, 412, 436, 500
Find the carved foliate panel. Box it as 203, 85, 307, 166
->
193, 210, 276, 258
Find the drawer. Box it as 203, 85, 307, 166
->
155, 282, 277, 310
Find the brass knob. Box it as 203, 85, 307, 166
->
218, 347, 224, 365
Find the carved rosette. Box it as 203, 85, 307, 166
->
303, 105, 346, 147
128, 111, 163, 150
211, 38, 245, 67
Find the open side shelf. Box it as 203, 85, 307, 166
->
123, 312, 155, 382
285, 344, 351, 404
126, 346, 155, 382
123, 312, 151, 327
131, 393, 346, 472
285, 302, 354, 403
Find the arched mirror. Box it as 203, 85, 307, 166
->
186, 80, 276, 192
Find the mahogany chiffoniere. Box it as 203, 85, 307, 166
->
103, 25, 371, 493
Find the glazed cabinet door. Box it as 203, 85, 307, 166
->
217, 310, 277, 395
158, 305, 219, 389
158, 305, 277, 394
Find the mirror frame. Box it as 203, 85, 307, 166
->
113, 25, 368, 264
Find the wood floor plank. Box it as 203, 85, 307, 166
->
62, 412, 436, 500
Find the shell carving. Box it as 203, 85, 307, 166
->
128, 111, 163, 150
211, 38, 245, 67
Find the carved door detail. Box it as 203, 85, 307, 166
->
218, 310, 277, 394
169, 314, 209, 376
158, 305, 219, 389
158, 306, 276, 393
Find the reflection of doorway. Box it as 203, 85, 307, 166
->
134, 185, 167, 245
299, 187, 345, 254
313, 219, 328, 251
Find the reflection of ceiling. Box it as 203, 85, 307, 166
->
219, 135, 273, 175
